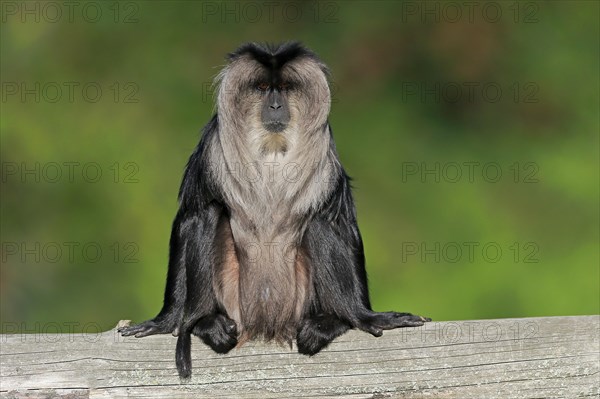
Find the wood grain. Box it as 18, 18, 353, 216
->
1, 316, 598, 398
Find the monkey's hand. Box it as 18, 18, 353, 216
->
357, 312, 431, 337
118, 317, 179, 338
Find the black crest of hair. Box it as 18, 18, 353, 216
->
228, 41, 329, 76
118, 42, 430, 380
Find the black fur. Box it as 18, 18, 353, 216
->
119, 43, 430, 379
230, 41, 329, 87
228, 41, 319, 71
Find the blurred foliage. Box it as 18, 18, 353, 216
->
1, 1, 598, 332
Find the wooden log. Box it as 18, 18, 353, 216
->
1, 316, 598, 398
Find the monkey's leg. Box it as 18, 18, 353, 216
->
296, 313, 428, 353
295, 217, 365, 355
301, 216, 430, 353
119, 210, 192, 338
175, 204, 234, 378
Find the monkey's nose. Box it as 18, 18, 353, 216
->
270, 103, 282, 110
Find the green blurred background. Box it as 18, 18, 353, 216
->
1, 1, 598, 333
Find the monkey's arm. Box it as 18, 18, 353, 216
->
118, 209, 196, 337
119, 117, 222, 338
297, 169, 429, 354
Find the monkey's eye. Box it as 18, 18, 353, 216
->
278, 82, 291, 91
256, 82, 269, 91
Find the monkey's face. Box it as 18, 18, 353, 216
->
257, 81, 291, 133
217, 44, 331, 144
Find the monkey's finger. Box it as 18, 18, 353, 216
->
119, 322, 160, 337
385, 313, 430, 329
385, 312, 431, 322
366, 312, 431, 330
118, 325, 147, 336
404, 314, 432, 323
134, 325, 164, 338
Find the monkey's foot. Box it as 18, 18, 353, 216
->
296, 314, 350, 356
118, 318, 177, 338
358, 312, 431, 337
193, 314, 238, 354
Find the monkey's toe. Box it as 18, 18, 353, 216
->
385, 312, 430, 328
118, 319, 174, 337
359, 312, 431, 333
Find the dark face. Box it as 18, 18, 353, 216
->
221, 42, 330, 136
258, 82, 291, 133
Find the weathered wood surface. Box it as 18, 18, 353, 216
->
1, 316, 598, 398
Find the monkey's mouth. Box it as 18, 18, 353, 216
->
263, 121, 287, 133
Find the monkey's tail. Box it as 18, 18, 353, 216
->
176, 331, 192, 379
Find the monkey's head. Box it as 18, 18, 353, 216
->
216, 42, 331, 153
